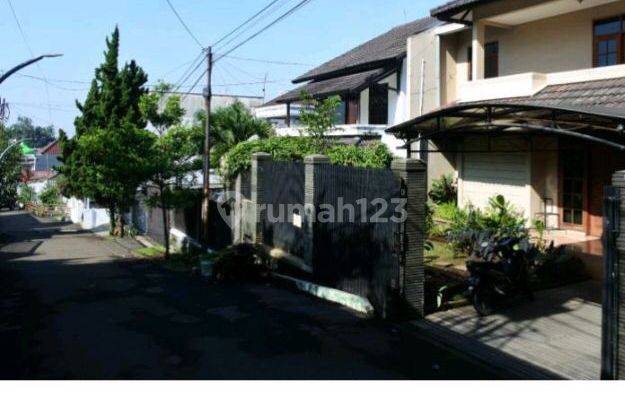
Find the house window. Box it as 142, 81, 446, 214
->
369, 83, 388, 125
594, 17, 624, 67
484, 42, 499, 79
346, 95, 359, 124
467, 46, 473, 81
561, 151, 585, 227
334, 100, 347, 125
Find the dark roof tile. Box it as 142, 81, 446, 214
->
268, 68, 388, 104
293, 17, 440, 83
431, 0, 497, 18
489, 77, 625, 108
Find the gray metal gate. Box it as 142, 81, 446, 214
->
602, 185, 620, 380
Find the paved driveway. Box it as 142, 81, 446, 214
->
0, 210, 496, 379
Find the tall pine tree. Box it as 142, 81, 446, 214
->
61, 27, 150, 236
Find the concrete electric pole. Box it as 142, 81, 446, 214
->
201, 46, 214, 244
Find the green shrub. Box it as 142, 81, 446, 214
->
39, 184, 62, 207
429, 174, 457, 204
326, 142, 393, 169
211, 243, 271, 283
18, 184, 36, 205
447, 195, 527, 254
433, 202, 459, 222
221, 136, 393, 180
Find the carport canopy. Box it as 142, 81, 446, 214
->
386, 102, 625, 152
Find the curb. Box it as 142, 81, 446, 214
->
272, 273, 375, 317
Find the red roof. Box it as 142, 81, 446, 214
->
38, 140, 62, 155
24, 170, 56, 183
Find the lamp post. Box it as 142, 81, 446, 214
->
0, 140, 22, 162
0, 54, 63, 85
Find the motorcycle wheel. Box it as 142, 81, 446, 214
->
472, 288, 495, 317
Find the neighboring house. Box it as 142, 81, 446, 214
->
389, 0, 625, 245
19, 139, 61, 186
253, 103, 303, 129
27, 170, 57, 194
35, 139, 62, 171
173, 92, 264, 126
260, 17, 442, 154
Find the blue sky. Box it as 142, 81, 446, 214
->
0, 0, 439, 136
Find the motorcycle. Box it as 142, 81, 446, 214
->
465, 236, 535, 316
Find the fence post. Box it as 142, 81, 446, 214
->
392, 158, 427, 318
304, 154, 330, 274
251, 152, 272, 245
607, 171, 625, 379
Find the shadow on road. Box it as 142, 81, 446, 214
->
1, 211, 498, 379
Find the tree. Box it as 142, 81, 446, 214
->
195, 101, 273, 168
299, 92, 342, 148
141, 84, 199, 258
61, 27, 150, 236
77, 123, 154, 235
140, 82, 185, 136
4, 116, 55, 148
0, 126, 22, 208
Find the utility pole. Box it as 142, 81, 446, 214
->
201, 46, 214, 244
262, 72, 268, 102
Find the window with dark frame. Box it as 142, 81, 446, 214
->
368, 83, 388, 125
484, 42, 499, 79
468, 46, 473, 80
561, 150, 585, 227
594, 16, 624, 67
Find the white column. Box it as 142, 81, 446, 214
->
472, 20, 485, 81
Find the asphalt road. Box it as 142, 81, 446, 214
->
0, 210, 497, 379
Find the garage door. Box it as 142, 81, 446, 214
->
460, 139, 529, 216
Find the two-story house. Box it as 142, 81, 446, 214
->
389, 0, 625, 273
259, 17, 441, 154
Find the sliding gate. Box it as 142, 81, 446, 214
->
602, 185, 621, 380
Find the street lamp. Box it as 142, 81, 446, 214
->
0, 140, 22, 162
0, 54, 63, 85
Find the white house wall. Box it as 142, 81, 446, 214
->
381, 58, 409, 157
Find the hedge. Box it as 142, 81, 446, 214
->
221, 136, 393, 180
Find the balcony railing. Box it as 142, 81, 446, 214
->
457, 63, 625, 103
275, 124, 388, 138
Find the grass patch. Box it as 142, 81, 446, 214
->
425, 240, 467, 267
134, 245, 166, 258
133, 245, 199, 273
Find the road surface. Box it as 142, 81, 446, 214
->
0, 210, 497, 379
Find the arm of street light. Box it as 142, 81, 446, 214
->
0, 54, 63, 85
0, 140, 23, 162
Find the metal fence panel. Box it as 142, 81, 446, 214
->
315, 164, 401, 309
261, 161, 306, 258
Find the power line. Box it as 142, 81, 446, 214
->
165, 0, 204, 49
6, 0, 54, 124
224, 55, 312, 67
214, 0, 314, 63
172, 56, 205, 93
212, 0, 282, 48
214, 0, 291, 53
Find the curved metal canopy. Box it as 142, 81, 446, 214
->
386, 102, 625, 151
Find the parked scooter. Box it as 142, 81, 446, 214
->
465, 236, 535, 316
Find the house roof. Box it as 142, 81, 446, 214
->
387, 77, 625, 151
478, 77, 625, 108
38, 139, 62, 155
267, 68, 389, 104
292, 17, 440, 83
430, 0, 497, 19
